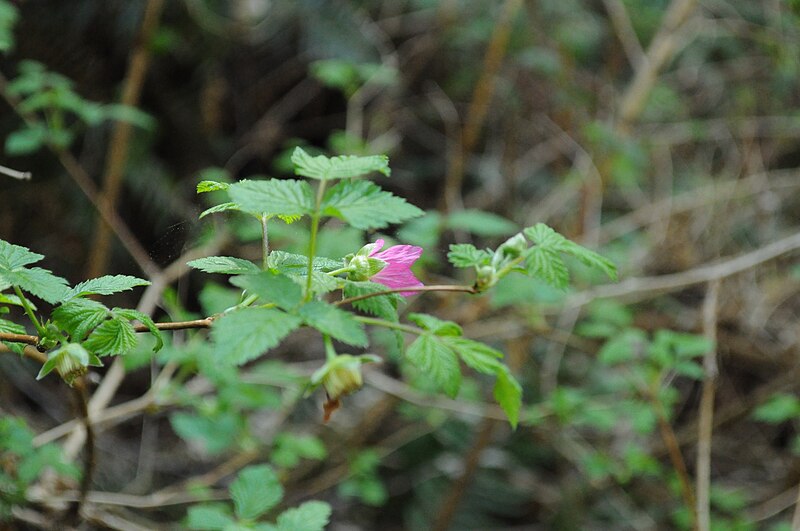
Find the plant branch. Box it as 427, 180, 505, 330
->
86, 0, 165, 278
336, 284, 477, 306
0, 164, 31, 180
13, 286, 45, 336
567, 229, 800, 307
305, 180, 329, 300
695, 279, 720, 531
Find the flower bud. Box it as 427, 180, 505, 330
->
346, 255, 387, 282
475, 265, 498, 292
36, 343, 102, 386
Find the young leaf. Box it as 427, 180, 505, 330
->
494, 366, 523, 429
447, 244, 491, 269
0, 318, 25, 334
211, 307, 302, 365
196, 180, 230, 193
558, 240, 618, 281
199, 202, 239, 219
83, 317, 137, 356
405, 334, 461, 398
524, 247, 569, 290
267, 251, 342, 273
113, 308, 164, 352
444, 337, 504, 375
230, 272, 302, 310
407, 313, 462, 336
228, 179, 314, 217
230, 465, 283, 520
298, 301, 368, 347
186, 505, 235, 530
291, 146, 390, 180
321, 180, 423, 230
52, 298, 110, 342
343, 281, 400, 322
187, 256, 261, 275
274, 501, 332, 531
62, 275, 150, 301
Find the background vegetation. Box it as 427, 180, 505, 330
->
2, 0, 800, 529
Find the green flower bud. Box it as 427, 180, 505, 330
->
310, 354, 381, 422
475, 265, 498, 292
346, 255, 387, 282
37, 343, 102, 386
492, 233, 527, 268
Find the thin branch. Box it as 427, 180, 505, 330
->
0, 164, 31, 180
0, 331, 39, 345
696, 280, 720, 531
336, 284, 477, 306
617, 0, 699, 130
87, 0, 165, 278
442, 0, 523, 212
602, 0, 645, 68
568, 230, 800, 307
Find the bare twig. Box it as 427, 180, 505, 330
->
602, 0, 645, 68
568, 230, 800, 307
696, 280, 720, 531
617, 0, 699, 130
86, 0, 165, 278
0, 164, 31, 180
442, 0, 523, 212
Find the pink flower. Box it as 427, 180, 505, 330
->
368, 239, 423, 296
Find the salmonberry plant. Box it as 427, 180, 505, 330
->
0, 147, 615, 526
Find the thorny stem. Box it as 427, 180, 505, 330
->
260, 214, 270, 270
305, 180, 329, 301
13, 285, 46, 337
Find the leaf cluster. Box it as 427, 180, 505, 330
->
186, 464, 331, 531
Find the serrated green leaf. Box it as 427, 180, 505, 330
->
83, 317, 137, 356
343, 281, 400, 322
230, 271, 302, 310
114, 308, 164, 352
524, 247, 569, 290
291, 146, 390, 180
0, 318, 25, 334
407, 313, 462, 336
446, 210, 518, 237
171, 412, 242, 454
188, 256, 261, 275
523, 223, 566, 248
62, 275, 149, 301
186, 504, 235, 530
321, 180, 423, 230
524, 223, 617, 281
0, 267, 70, 303
230, 465, 283, 520
228, 179, 314, 217
444, 337, 504, 374
267, 251, 342, 273
298, 301, 368, 347
558, 240, 618, 281
405, 334, 461, 398
274, 501, 332, 531
196, 180, 230, 193
211, 307, 302, 365
447, 244, 491, 268
494, 367, 522, 429
52, 298, 110, 342
199, 202, 239, 219
0, 239, 43, 269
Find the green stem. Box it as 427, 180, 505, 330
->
13, 285, 45, 337
222, 293, 258, 314
305, 180, 329, 301
494, 256, 525, 281
355, 315, 424, 336
260, 214, 270, 270
327, 266, 354, 277
323, 334, 337, 361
